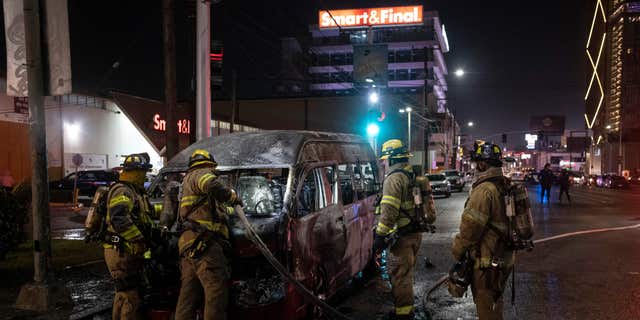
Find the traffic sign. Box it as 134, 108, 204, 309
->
72, 153, 83, 167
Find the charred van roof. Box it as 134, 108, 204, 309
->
163, 130, 370, 171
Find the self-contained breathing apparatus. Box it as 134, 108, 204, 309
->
374, 169, 436, 250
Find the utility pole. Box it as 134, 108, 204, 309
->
163, 0, 178, 160
196, 0, 211, 140
230, 69, 237, 133
16, 0, 71, 311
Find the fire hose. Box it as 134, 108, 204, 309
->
234, 205, 353, 320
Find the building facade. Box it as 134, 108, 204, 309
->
305, 7, 457, 171
586, 0, 640, 175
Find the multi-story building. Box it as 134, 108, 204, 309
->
305, 6, 457, 171
586, 0, 640, 175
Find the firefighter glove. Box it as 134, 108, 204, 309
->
373, 232, 387, 253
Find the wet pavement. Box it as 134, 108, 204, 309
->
336, 184, 640, 319
18, 185, 640, 319
50, 205, 88, 240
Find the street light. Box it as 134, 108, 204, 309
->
399, 107, 413, 151
369, 92, 379, 104
365, 78, 374, 83
467, 121, 474, 127
606, 125, 612, 129
455, 68, 465, 77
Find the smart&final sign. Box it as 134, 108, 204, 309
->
319, 5, 423, 29
153, 114, 191, 135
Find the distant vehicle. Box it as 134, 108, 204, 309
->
571, 172, 585, 185
605, 175, 630, 189
426, 173, 451, 198
586, 174, 598, 186
441, 169, 464, 192
509, 171, 526, 183
595, 174, 608, 188
49, 170, 118, 197
629, 175, 640, 185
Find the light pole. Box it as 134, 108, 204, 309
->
399, 107, 412, 151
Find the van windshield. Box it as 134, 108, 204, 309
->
151, 168, 288, 216
236, 168, 288, 215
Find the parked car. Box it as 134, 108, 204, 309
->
49, 170, 118, 197
441, 170, 464, 192
148, 131, 380, 319
426, 173, 451, 198
628, 175, 640, 185
605, 175, 630, 189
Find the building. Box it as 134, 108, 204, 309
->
303, 6, 457, 171
585, 0, 640, 176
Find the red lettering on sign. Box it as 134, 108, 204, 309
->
153, 114, 190, 135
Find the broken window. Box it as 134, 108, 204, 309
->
298, 170, 318, 216
236, 168, 287, 216
338, 164, 355, 205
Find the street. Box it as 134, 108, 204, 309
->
4, 184, 640, 319
335, 184, 640, 319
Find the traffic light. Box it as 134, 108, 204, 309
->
366, 109, 385, 137
501, 133, 507, 144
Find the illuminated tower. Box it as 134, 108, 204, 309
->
586, 0, 640, 175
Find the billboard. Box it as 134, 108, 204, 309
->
319, 5, 423, 29
353, 44, 388, 87
529, 116, 565, 135
566, 137, 590, 153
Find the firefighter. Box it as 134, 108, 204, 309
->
373, 139, 436, 320
175, 149, 242, 320
103, 153, 160, 320
451, 143, 515, 320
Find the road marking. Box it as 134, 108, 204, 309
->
534, 223, 640, 244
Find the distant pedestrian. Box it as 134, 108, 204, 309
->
538, 163, 554, 202
559, 169, 571, 203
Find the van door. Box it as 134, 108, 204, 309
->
288, 164, 348, 296
337, 162, 378, 276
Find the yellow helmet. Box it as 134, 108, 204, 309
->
188, 149, 216, 169
121, 153, 152, 171
380, 139, 412, 160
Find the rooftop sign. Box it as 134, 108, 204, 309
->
319, 5, 423, 29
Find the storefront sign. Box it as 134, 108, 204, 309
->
63, 153, 107, 175
152, 114, 191, 135
319, 5, 423, 29
525, 134, 538, 150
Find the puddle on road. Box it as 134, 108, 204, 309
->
52, 228, 86, 240
65, 267, 113, 315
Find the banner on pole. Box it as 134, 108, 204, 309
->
3, 0, 28, 97
3, 0, 72, 97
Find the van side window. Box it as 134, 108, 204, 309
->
298, 171, 318, 216
338, 164, 355, 205
359, 162, 379, 196
318, 166, 337, 207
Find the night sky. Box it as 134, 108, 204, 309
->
2, 1, 589, 145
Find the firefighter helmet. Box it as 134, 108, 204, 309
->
121, 153, 153, 171
188, 149, 216, 169
380, 139, 412, 160
470, 142, 502, 162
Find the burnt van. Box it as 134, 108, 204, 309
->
148, 130, 380, 319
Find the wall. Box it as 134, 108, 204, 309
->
55, 99, 162, 174
0, 121, 30, 183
